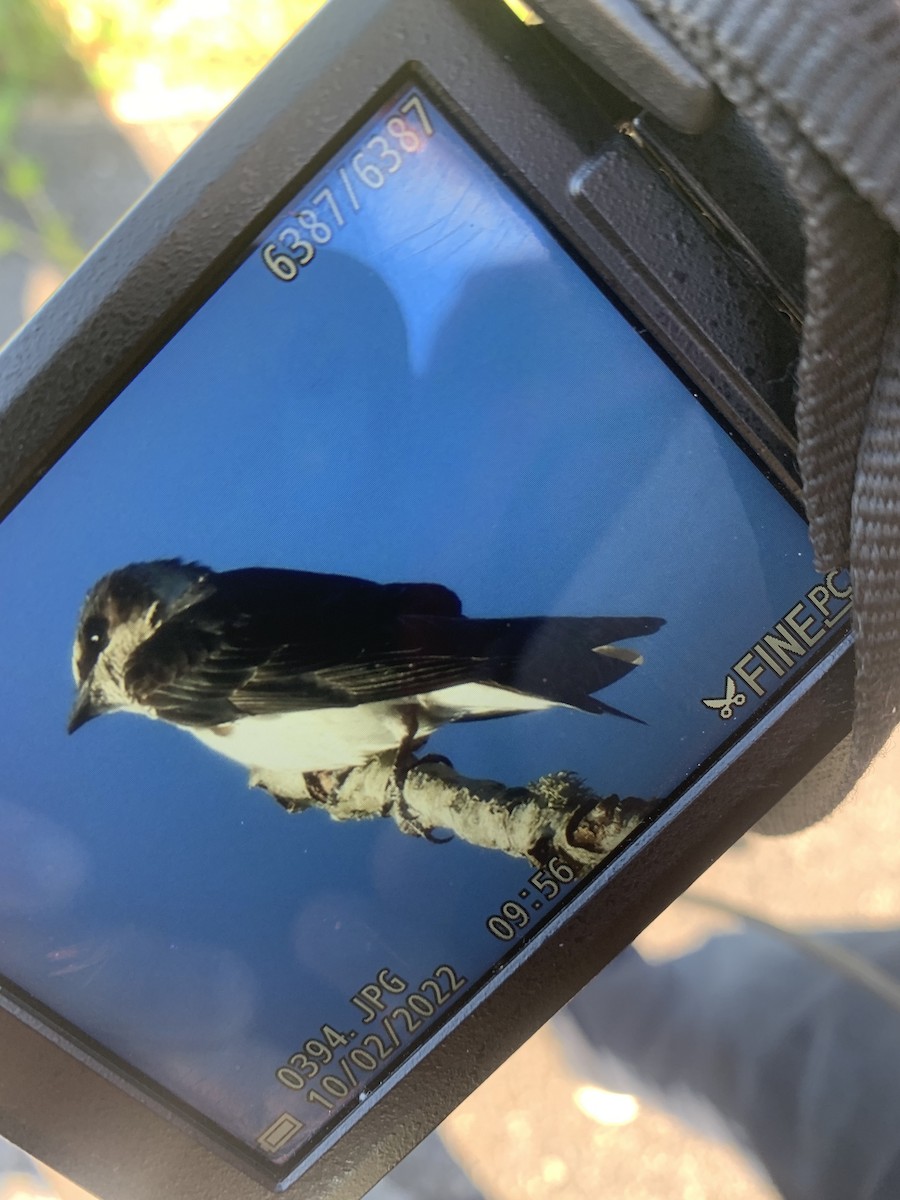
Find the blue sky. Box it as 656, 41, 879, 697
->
0, 88, 829, 1158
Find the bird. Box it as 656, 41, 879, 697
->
68, 559, 663, 818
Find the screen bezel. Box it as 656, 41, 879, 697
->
0, 1, 852, 1197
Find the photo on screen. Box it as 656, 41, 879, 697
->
0, 85, 850, 1167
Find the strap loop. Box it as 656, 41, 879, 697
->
628, 0, 900, 793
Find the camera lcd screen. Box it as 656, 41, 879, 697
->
0, 83, 849, 1174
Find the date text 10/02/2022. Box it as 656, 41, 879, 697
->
260, 92, 435, 282
275, 964, 467, 1113
273, 857, 578, 1117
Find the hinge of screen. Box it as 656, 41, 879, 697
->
525, 0, 721, 133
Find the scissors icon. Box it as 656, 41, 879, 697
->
702, 675, 747, 720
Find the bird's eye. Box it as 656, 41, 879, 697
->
83, 616, 109, 652
75, 614, 110, 685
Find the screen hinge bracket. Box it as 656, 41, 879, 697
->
525, 0, 721, 133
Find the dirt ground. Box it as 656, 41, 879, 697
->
440, 728, 900, 1199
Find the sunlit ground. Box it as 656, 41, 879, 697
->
0, 1162, 93, 1200
0, 1176, 56, 1200
54, 0, 328, 124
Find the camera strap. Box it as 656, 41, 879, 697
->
535, 0, 900, 815
630, 0, 900, 779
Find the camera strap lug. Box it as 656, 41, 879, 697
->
526, 0, 721, 133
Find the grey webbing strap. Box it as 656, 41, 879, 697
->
627, 0, 900, 790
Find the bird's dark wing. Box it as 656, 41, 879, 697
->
124, 567, 477, 725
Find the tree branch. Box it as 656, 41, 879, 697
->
249, 755, 650, 870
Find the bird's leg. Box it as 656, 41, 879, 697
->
389, 708, 451, 842
389, 707, 427, 837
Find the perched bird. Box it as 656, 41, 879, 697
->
68, 560, 662, 807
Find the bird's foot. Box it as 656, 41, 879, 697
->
252, 768, 345, 813
387, 738, 453, 843
263, 772, 341, 813
272, 793, 313, 815
391, 793, 453, 843
411, 752, 454, 771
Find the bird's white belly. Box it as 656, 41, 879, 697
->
183, 684, 556, 773
187, 705, 407, 772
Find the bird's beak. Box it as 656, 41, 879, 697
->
67, 682, 111, 734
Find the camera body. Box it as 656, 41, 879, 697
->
0, 2, 850, 1198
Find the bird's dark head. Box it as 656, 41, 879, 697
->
68, 559, 213, 733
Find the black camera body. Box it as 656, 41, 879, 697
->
0, 3, 850, 1198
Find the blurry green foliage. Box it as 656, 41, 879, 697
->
0, 219, 19, 255
0, 0, 86, 95
0, 0, 86, 270
5, 152, 45, 200
0, 0, 327, 277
